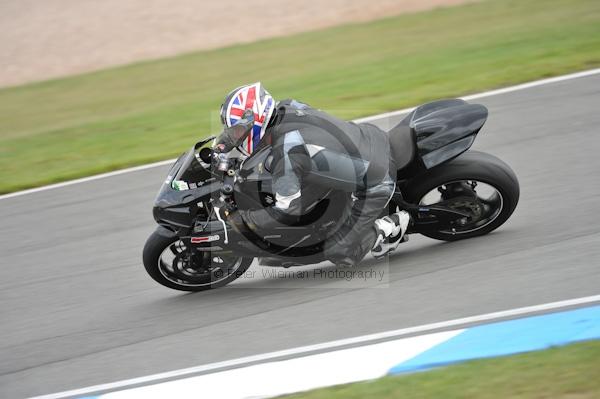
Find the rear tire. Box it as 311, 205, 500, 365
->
404, 151, 519, 241
143, 228, 253, 292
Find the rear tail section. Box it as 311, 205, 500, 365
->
389, 99, 488, 172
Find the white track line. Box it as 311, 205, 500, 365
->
34, 294, 600, 399
3, 67, 600, 202
0, 159, 177, 201
354, 67, 600, 122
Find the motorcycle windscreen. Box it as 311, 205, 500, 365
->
170, 140, 214, 190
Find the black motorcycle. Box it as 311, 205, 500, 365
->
143, 99, 519, 291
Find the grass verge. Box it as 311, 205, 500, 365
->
1, 0, 599, 193
281, 340, 600, 399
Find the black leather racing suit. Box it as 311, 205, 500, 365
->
242, 99, 396, 266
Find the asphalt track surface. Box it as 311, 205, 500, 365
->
2, 74, 600, 398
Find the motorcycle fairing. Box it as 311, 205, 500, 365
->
153, 180, 221, 228
408, 100, 488, 169
153, 137, 219, 229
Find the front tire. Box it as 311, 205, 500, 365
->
143, 228, 253, 292
404, 151, 519, 241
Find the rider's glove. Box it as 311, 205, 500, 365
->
214, 109, 254, 153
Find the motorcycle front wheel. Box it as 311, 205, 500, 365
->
143, 229, 253, 291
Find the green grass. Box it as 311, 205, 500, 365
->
282, 340, 600, 399
1, 0, 599, 193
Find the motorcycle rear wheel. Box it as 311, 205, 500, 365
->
404, 151, 519, 241
143, 229, 253, 291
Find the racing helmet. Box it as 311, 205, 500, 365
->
220, 82, 276, 155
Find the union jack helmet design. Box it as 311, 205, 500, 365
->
220, 82, 276, 155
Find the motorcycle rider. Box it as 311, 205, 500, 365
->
216, 82, 410, 266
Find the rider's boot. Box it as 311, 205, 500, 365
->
371, 210, 410, 258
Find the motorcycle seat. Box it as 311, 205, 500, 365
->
388, 122, 416, 171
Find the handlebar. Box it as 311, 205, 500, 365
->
215, 152, 232, 172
